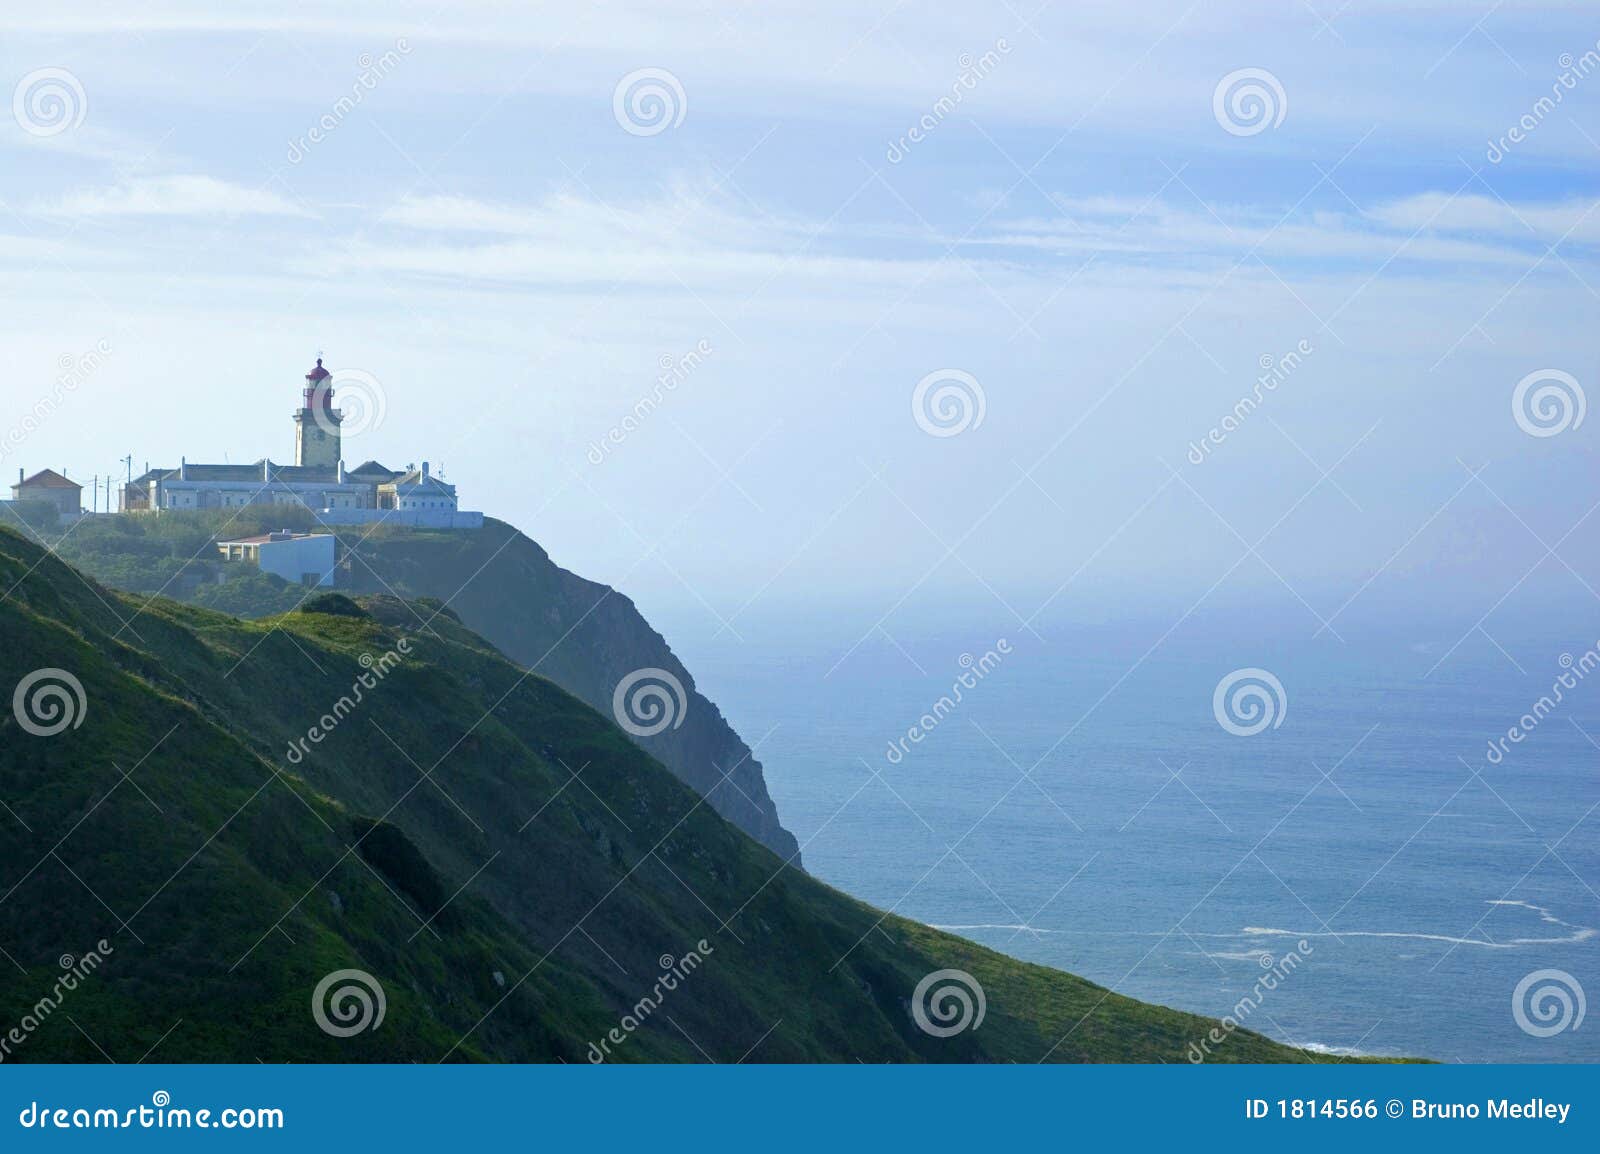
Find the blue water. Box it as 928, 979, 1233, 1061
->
683, 615, 1600, 1062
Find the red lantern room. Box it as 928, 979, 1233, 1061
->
303, 357, 334, 414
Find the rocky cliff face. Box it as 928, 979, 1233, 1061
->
343, 518, 801, 864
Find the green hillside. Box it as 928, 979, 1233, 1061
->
0, 524, 1346, 1062
29, 508, 801, 861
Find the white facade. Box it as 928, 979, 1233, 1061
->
147, 458, 375, 512
379, 461, 458, 512
218, 532, 337, 587
156, 482, 372, 511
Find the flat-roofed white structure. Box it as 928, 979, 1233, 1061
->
217, 530, 337, 587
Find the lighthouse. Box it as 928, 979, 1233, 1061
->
292, 357, 341, 469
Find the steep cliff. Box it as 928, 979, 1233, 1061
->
340, 519, 801, 864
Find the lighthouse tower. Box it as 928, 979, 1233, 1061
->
292, 357, 341, 470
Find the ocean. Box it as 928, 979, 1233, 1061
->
681, 612, 1599, 1062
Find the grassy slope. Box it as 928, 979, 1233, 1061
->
0, 526, 1337, 1062
38, 509, 801, 860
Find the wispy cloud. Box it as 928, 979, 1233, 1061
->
361, 185, 1600, 297
976, 191, 1600, 270
35, 174, 312, 220
346, 188, 954, 289
1364, 192, 1600, 244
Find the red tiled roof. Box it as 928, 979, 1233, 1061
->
15, 468, 80, 490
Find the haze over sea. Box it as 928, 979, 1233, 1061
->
6, 0, 1600, 1076
681, 608, 1600, 1063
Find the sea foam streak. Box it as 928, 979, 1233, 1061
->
1242, 899, 1595, 949
937, 900, 1596, 950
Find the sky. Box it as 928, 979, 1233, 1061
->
1, 0, 1598, 649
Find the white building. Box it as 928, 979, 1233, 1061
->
122, 357, 462, 519
384, 462, 457, 511
136, 458, 382, 512
217, 531, 337, 587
